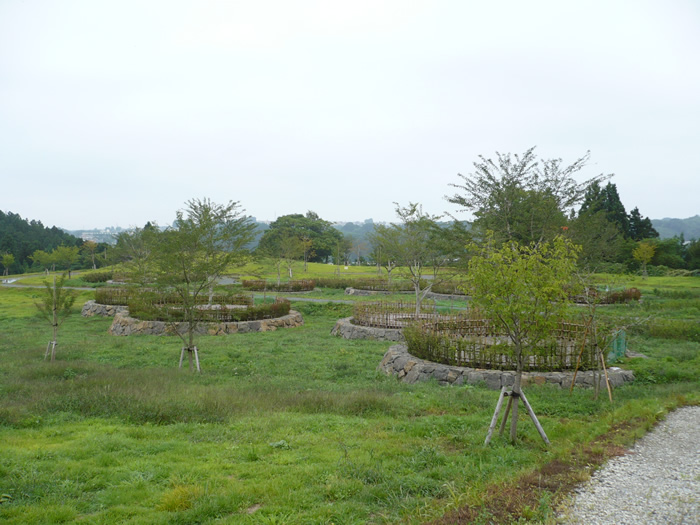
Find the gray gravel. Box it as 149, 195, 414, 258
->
561, 405, 700, 524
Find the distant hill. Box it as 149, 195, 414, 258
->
652, 215, 700, 240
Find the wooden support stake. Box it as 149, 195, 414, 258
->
499, 395, 513, 436
193, 346, 201, 373
484, 387, 507, 446
44, 341, 56, 361
520, 389, 550, 445
600, 350, 613, 403
179, 347, 185, 369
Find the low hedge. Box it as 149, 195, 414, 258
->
81, 270, 114, 283
95, 288, 254, 307
242, 280, 315, 292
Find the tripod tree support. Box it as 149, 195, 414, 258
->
179, 346, 201, 373
485, 387, 550, 446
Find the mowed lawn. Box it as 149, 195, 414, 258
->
0, 279, 698, 524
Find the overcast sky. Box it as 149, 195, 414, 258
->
1, 1, 699, 230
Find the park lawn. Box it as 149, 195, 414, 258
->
0, 280, 698, 524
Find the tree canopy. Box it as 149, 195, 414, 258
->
446, 148, 610, 246
256, 211, 344, 263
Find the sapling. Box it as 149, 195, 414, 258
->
35, 273, 77, 362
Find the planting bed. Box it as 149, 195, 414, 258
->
109, 309, 304, 336
379, 344, 635, 390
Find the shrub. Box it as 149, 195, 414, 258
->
81, 270, 114, 283
606, 287, 641, 304
313, 277, 355, 289
241, 280, 315, 292
429, 281, 467, 295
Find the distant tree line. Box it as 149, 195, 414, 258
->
0, 210, 109, 275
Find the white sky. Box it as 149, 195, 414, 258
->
1, 0, 699, 230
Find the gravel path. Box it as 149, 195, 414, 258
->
562, 405, 700, 524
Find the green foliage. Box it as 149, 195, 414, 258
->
464, 236, 580, 371
242, 279, 315, 292
33, 274, 78, 361
148, 198, 256, 353
579, 181, 630, 237
635, 319, 700, 343
448, 148, 607, 245
256, 211, 344, 263
34, 274, 78, 326
0, 210, 82, 274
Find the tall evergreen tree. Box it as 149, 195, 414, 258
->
628, 207, 659, 241
579, 182, 629, 236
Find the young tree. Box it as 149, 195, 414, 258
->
447, 148, 610, 246
150, 198, 255, 371
52, 245, 80, 278
632, 242, 656, 278
300, 234, 314, 272
367, 225, 399, 281
389, 203, 458, 316
466, 235, 580, 444
82, 240, 99, 270
35, 274, 77, 362
1, 252, 15, 276
352, 238, 368, 265
111, 224, 159, 284
29, 249, 53, 274
256, 228, 304, 284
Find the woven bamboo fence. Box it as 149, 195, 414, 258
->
406, 318, 598, 371
129, 297, 290, 323
353, 301, 445, 329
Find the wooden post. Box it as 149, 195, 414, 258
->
193, 346, 201, 373
600, 350, 613, 403
484, 387, 507, 445
179, 347, 185, 369
520, 389, 550, 445
499, 395, 513, 436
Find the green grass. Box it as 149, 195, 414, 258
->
0, 275, 698, 524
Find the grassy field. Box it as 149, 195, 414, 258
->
0, 274, 698, 524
